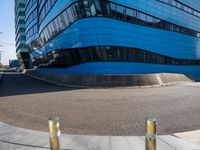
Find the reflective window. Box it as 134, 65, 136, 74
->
53, 18, 60, 33
25, 0, 37, 15
89, 1, 96, 16
157, 0, 200, 19
83, 0, 92, 17
62, 11, 70, 26
57, 15, 65, 31
32, 46, 200, 68
26, 24, 38, 40
79, 1, 87, 17
116, 5, 125, 20
138, 12, 146, 25
94, 0, 102, 16
49, 22, 55, 37
110, 3, 116, 18
39, 0, 57, 24
126, 8, 134, 23
67, 8, 75, 23
146, 15, 154, 26
71, 4, 79, 20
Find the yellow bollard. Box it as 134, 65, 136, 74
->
48, 117, 61, 150
145, 118, 157, 150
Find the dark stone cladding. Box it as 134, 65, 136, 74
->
26, 70, 194, 87
0, 73, 3, 81
32, 46, 200, 68
20, 52, 30, 69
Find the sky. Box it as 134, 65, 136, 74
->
0, 0, 16, 65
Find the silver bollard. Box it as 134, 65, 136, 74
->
145, 118, 157, 150
48, 117, 61, 150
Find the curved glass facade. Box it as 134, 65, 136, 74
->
28, 0, 200, 51
18, 0, 200, 80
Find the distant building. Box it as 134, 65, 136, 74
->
14, 0, 29, 69
17, 0, 200, 80
9, 59, 20, 68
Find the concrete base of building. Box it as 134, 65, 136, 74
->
25, 70, 194, 87
0, 70, 3, 81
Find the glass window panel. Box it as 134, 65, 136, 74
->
176, 2, 181, 8
138, 12, 146, 21
116, 5, 125, 20
154, 18, 160, 23
62, 10, 70, 26
94, 0, 102, 16
146, 15, 154, 23
47, 25, 52, 38
71, 4, 79, 20
175, 26, 180, 32
49, 0, 53, 6
137, 12, 146, 25
90, 2, 96, 16
126, 8, 133, 23
79, 1, 87, 17
110, 3, 116, 18
57, 15, 65, 31
172, 0, 176, 6
49, 22, 55, 36
53, 18, 60, 33
67, 7, 75, 23
73, 3, 81, 18
46, 1, 50, 11
43, 29, 48, 42
83, 0, 91, 17
194, 11, 198, 16
188, 8, 192, 14
183, 5, 188, 11
51, 21, 57, 36
46, 27, 51, 40
116, 5, 125, 14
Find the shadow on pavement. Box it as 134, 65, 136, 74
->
0, 71, 80, 97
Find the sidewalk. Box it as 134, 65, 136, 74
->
0, 122, 200, 150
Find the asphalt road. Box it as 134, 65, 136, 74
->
0, 71, 200, 136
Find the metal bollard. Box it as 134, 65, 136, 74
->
145, 118, 157, 150
48, 117, 61, 150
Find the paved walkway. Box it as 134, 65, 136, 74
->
175, 130, 200, 146
0, 122, 200, 150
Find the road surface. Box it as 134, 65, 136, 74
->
0, 71, 200, 136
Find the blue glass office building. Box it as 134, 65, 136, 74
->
15, 0, 29, 69
24, 0, 200, 80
